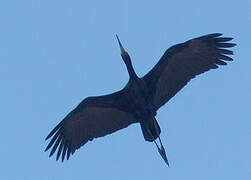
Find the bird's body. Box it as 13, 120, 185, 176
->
124, 77, 160, 142
125, 79, 151, 119
45, 33, 236, 165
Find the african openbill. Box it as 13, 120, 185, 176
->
45, 33, 236, 165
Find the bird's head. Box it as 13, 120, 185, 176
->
116, 34, 138, 80
116, 34, 131, 64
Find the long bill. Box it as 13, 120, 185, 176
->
116, 34, 127, 56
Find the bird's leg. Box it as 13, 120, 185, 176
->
147, 129, 169, 166
152, 118, 169, 166
157, 136, 169, 166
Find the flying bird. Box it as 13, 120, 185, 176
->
45, 33, 236, 165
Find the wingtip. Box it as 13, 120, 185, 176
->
49, 151, 54, 158
45, 135, 50, 141
45, 121, 63, 141
167, 160, 170, 167
213, 33, 223, 37
206, 33, 223, 38
44, 146, 50, 152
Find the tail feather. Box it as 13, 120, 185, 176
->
140, 118, 161, 142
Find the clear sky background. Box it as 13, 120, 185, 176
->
1, 0, 250, 179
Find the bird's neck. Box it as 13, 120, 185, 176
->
125, 59, 138, 80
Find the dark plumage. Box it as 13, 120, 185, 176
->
45, 33, 236, 165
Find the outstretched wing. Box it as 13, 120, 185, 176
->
45, 90, 137, 162
142, 33, 236, 111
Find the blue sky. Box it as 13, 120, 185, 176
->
1, 0, 250, 179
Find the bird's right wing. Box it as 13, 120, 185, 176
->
142, 33, 236, 111
45, 90, 138, 162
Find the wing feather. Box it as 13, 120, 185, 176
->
45, 90, 137, 162
142, 33, 236, 110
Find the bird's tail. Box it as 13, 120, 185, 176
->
140, 117, 161, 142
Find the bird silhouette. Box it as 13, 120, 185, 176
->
45, 33, 236, 165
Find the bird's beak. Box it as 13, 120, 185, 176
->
116, 34, 127, 56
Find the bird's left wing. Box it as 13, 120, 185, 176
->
45, 90, 138, 162
142, 33, 236, 111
